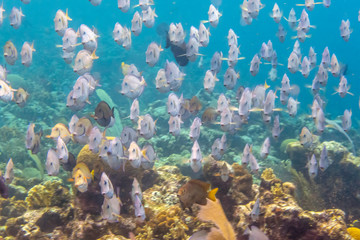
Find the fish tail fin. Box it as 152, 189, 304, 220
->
153, 8, 158, 18
20, 7, 25, 17
208, 188, 218, 201
55, 44, 63, 48
65, 9, 72, 21
31, 42, 36, 52
201, 20, 209, 24
264, 80, 270, 90
90, 170, 94, 180
141, 149, 149, 160
296, 4, 305, 6
91, 50, 99, 60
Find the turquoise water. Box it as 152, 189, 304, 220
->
1, 0, 360, 238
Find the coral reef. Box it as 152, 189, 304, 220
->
25, 179, 70, 209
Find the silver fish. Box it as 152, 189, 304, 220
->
142, 7, 157, 28
4, 158, 14, 184
190, 140, 202, 172
101, 193, 121, 223
10, 7, 24, 29
203, 70, 218, 93
308, 154, 318, 179
167, 93, 182, 116
120, 75, 146, 99
271, 3, 282, 23
56, 136, 69, 163
340, 19, 351, 42
207, 4, 221, 27
321, 47, 330, 68
54, 9, 71, 36
131, 11, 142, 36
242, 143, 252, 166
260, 137, 270, 159
155, 69, 170, 93
141, 144, 156, 169
250, 198, 260, 221
121, 126, 138, 149
272, 115, 281, 139
130, 98, 140, 123
342, 109, 352, 132
46, 148, 60, 176
145, 42, 162, 67
168, 115, 183, 136
210, 51, 222, 74
138, 114, 156, 140
211, 138, 223, 160
88, 126, 103, 153
224, 67, 239, 90
199, 22, 210, 47
78, 24, 98, 52
189, 117, 201, 141
99, 172, 114, 199
250, 54, 261, 76
118, 0, 130, 12
319, 145, 329, 171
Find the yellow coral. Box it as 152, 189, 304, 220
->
348, 227, 360, 240
261, 168, 276, 182
271, 183, 284, 198
197, 198, 236, 240
25, 179, 69, 209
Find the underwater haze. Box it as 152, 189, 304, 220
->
1, 0, 360, 239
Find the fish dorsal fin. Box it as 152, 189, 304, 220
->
189, 179, 210, 191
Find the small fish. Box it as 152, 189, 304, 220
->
334, 75, 352, 98
72, 117, 93, 145
10, 7, 24, 29
131, 178, 142, 202
142, 6, 157, 28
224, 67, 239, 90
309, 47, 317, 69
135, 0, 154, 10
287, 97, 299, 117
210, 51, 222, 74
46, 148, 60, 176
122, 27, 132, 50
342, 109, 352, 132
0, 3, 5, 26
249, 153, 259, 173
227, 29, 238, 47
89, 0, 102, 6
236, 86, 245, 101
276, 23, 287, 43
219, 162, 232, 182
321, 46, 330, 68
330, 54, 340, 77
113, 22, 125, 46
133, 194, 145, 221
260, 137, 270, 159
250, 198, 261, 221
20, 42, 35, 67
168, 115, 183, 136
4, 41, 18, 65
68, 115, 79, 135
26, 123, 42, 154
189, 117, 201, 141
244, 226, 269, 240
203, 70, 218, 93
250, 54, 261, 76
241, 144, 252, 166
99, 172, 114, 199
14, 88, 29, 107
88, 126, 103, 153
4, 158, 14, 184
168, 23, 185, 46
211, 138, 223, 160
118, 0, 130, 12
340, 19, 351, 42
190, 26, 199, 42
185, 37, 201, 62
297, 9, 312, 33
155, 68, 170, 93
62, 50, 75, 64
243, 0, 264, 19
287, 51, 300, 74
146, 42, 162, 67
263, 90, 278, 118
101, 192, 121, 223
272, 115, 281, 139
0, 65, 7, 82
120, 74, 146, 99
271, 3, 282, 23
202, 107, 219, 124
308, 154, 318, 179
58, 28, 79, 52
106, 137, 125, 170
217, 94, 230, 113
296, 0, 322, 11
54, 9, 71, 36
141, 143, 156, 169
198, 22, 210, 47
167, 93, 182, 116
178, 179, 218, 210
131, 11, 142, 36
323, 0, 331, 7
317, 64, 328, 87
315, 107, 325, 133
238, 88, 252, 120
240, 0, 252, 26
268, 68, 278, 82
284, 8, 297, 30
56, 136, 69, 163
78, 24, 98, 52
299, 126, 314, 147
128, 141, 146, 168
300, 56, 310, 78
205, 4, 221, 28
121, 126, 138, 149
220, 134, 227, 154
91, 101, 115, 128
190, 140, 202, 172
137, 114, 156, 140
319, 145, 329, 171
188, 96, 202, 115
0, 175, 9, 198
70, 162, 93, 193
165, 60, 185, 91
46, 123, 71, 144
73, 50, 98, 75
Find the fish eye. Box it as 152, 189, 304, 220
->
58, 18, 61, 22
132, 148, 135, 152
125, 82, 128, 86
104, 146, 107, 150
104, 181, 107, 185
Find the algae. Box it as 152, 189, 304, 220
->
96, 89, 123, 136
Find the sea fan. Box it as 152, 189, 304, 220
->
197, 198, 236, 240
